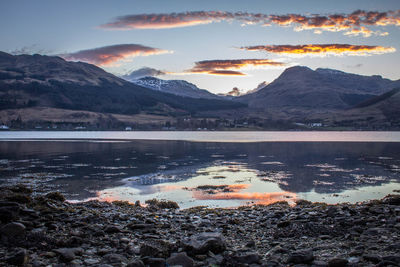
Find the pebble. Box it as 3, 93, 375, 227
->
0, 186, 399, 267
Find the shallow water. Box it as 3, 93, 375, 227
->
1, 134, 399, 208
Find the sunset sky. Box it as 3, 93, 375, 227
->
1, 0, 399, 94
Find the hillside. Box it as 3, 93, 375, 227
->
0, 52, 244, 116
238, 66, 400, 110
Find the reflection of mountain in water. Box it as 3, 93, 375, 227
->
0, 141, 399, 199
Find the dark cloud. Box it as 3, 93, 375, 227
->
100, 11, 268, 30
121, 67, 166, 80
61, 44, 170, 66
241, 44, 396, 56
100, 10, 400, 37
186, 59, 285, 76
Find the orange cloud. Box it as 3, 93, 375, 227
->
241, 44, 396, 57
100, 10, 400, 37
186, 59, 286, 76
61, 44, 170, 66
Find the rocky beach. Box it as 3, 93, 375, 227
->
0, 185, 399, 267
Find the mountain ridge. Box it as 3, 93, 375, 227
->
0, 52, 245, 116
238, 66, 400, 110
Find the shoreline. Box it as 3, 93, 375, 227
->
1, 185, 399, 266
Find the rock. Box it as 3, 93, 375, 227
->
166, 252, 194, 267
277, 220, 290, 228
184, 232, 226, 255
328, 258, 348, 267
287, 250, 314, 264
0, 202, 20, 222
231, 252, 261, 264
6, 249, 28, 266
245, 240, 256, 248
104, 225, 120, 233
382, 255, 400, 263
347, 257, 360, 264
127, 223, 154, 230
143, 257, 166, 267
103, 253, 127, 264
53, 248, 81, 262
363, 254, 381, 263
312, 260, 328, 266
127, 259, 145, 267
140, 240, 172, 258
0, 222, 26, 237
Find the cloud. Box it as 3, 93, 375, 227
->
100, 11, 269, 30
186, 59, 286, 76
241, 44, 396, 57
269, 10, 400, 37
100, 10, 400, 37
121, 67, 166, 80
61, 44, 170, 66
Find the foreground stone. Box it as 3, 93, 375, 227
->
0, 186, 399, 266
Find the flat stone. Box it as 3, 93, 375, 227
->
6, 249, 28, 266
287, 250, 314, 264
166, 252, 194, 267
53, 248, 76, 262
126, 259, 145, 267
328, 258, 348, 267
0, 222, 26, 237
183, 232, 226, 255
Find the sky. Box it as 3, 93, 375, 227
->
1, 0, 400, 94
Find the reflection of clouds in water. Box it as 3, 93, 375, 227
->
136, 184, 184, 195
192, 190, 296, 206
260, 161, 285, 166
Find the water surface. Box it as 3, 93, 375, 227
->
1, 133, 399, 208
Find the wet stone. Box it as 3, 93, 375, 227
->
166, 252, 194, 267
6, 249, 28, 266
287, 249, 314, 264
0, 222, 26, 237
327, 258, 348, 267
183, 232, 226, 255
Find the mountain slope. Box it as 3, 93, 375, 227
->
125, 76, 220, 99
238, 66, 400, 110
0, 52, 244, 115
352, 87, 400, 121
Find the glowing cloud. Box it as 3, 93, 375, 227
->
186, 59, 286, 76
61, 44, 170, 66
100, 10, 400, 37
241, 44, 396, 57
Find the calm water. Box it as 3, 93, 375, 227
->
0, 131, 399, 208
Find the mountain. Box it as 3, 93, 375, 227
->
350, 87, 400, 123
125, 76, 221, 99
0, 52, 244, 116
238, 66, 400, 110
317, 87, 400, 129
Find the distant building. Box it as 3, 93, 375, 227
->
0, 125, 9, 130
125, 126, 132, 131
310, 123, 323, 127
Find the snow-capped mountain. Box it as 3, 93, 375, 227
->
127, 76, 221, 99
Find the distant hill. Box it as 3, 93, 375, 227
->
351, 87, 400, 122
0, 52, 245, 116
126, 76, 220, 99
238, 66, 400, 110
